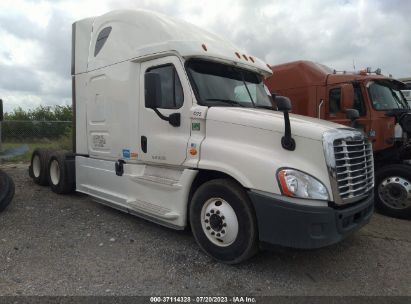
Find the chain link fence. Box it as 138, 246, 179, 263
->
0, 121, 73, 161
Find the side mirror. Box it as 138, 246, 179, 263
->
340, 83, 354, 111
145, 73, 162, 108
0, 99, 3, 121
275, 96, 295, 151
346, 108, 360, 121
275, 96, 292, 112
346, 108, 360, 128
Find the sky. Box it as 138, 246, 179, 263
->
0, 0, 410, 113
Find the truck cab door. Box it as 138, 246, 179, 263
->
326, 83, 371, 133
138, 56, 191, 166
351, 82, 371, 134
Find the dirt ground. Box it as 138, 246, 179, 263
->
0, 164, 410, 296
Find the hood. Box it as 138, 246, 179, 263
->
206, 107, 346, 141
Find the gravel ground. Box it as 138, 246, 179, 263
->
0, 164, 410, 296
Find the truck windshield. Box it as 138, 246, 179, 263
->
368, 80, 409, 110
186, 59, 273, 108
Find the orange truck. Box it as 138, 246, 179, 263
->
265, 61, 411, 219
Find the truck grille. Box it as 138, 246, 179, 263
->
333, 138, 374, 202
323, 129, 374, 205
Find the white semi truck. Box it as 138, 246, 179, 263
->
29, 10, 374, 263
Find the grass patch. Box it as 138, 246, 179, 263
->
1, 136, 72, 163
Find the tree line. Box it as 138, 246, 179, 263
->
5, 105, 73, 121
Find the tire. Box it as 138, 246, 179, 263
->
47, 151, 75, 194
29, 149, 51, 186
375, 164, 411, 219
0, 170, 15, 212
189, 178, 258, 264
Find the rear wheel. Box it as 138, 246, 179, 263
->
48, 151, 75, 194
29, 149, 51, 186
0, 170, 15, 212
189, 178, 258, 264
375, 164, 411, 219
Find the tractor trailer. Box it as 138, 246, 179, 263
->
265, 61, 411, 219
29, 10, 374, 263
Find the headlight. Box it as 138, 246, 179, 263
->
277, 168, 329, 200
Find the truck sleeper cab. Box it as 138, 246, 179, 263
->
30, 10, 374, 264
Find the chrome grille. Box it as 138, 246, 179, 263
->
323, 129, 374, 205
334, 139, 374, 201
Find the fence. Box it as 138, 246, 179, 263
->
0, 121, 73, 161
1, 120, 72, 142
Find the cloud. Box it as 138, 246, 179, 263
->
0, 6, 72, 112
37, 8, 73, 78
0, 64, 42, 92
0, 14, 41, 40
0, 0, 410, 112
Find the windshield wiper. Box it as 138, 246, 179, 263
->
205, 99, 245, 107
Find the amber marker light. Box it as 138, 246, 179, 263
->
189, 148, 198, 156
278, 170, 294, 197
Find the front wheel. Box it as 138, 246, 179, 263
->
375, 164, 411, 219
189, 178, 258, 264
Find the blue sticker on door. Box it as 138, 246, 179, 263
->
122, 149, 130, 159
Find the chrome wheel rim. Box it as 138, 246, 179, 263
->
378, 176, 411, 210
50, 160, 60, 186
32, 155, 41, 178
200, 197, 239, 247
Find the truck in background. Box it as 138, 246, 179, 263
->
265, 61, 411, 219
399, 77, 411, 106
29, 11, 374, 263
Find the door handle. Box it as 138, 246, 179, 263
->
141, 136, 147, 153
115, 159, 125, 176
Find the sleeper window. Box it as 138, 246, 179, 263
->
94, 26, 112, 56
146, 65, 184, 109
329, 88, 341, 115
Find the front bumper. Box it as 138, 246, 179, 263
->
248, 190, 374, 249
